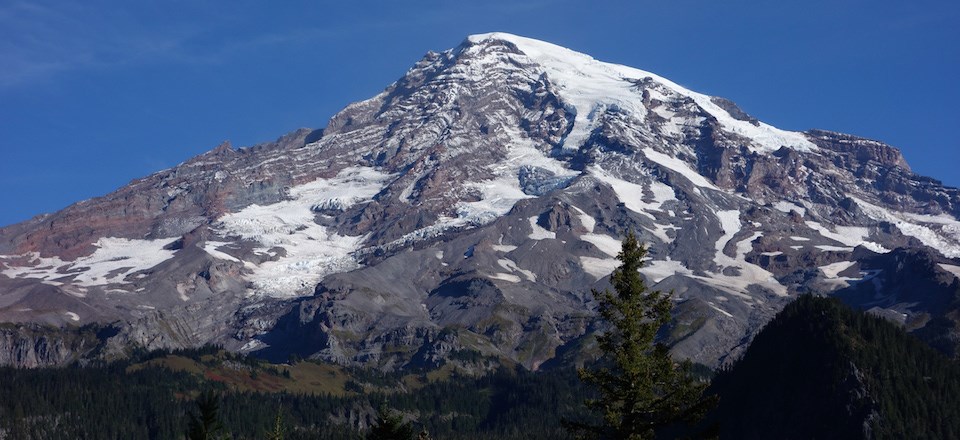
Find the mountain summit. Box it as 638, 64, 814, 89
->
1, 33, 959, 369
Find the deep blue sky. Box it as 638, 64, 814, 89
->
1, 0, 957, 227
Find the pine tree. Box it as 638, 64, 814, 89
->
266, 404, 286, 440
572, 231, 715, 439
187, 390, 230, 440
366, 404, 415, 440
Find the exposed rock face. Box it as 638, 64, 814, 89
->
1, 32, 959, 369
0, 324, 106, 368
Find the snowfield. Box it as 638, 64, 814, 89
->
215, 167, 394, 297
1, 237, 179, 288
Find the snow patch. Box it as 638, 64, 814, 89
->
490, 272, 522, 283
497, 258, 537, 282
640, 149, 721, 190
580, 256, 619, 279
457, 176, 534, 225
203, 241, 242, 263
1, 237, 179, 287
735, 232, 763, 260
589, 167, 654, 219
588, 167, 676, 243
815, 245, 854, 252
216, 166, 394, 297
416, 135, 576, 239
572, 206, 596, 233
240, 340, 265, 352
851, 197, 960, 258
581, 233, 622, 257
640, 258, 693, 283
528, 216, 556, 240
773, 201, 807, 217
707, 302, 734, 318
939, 263, 960, 280
707, 210, 787, 296
805, 221, 888, 253
819, 261, 856, 279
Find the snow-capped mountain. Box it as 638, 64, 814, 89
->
1, 33, 959, 368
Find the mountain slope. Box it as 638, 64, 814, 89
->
1, 33, 959, 369
708, 295, 960, 439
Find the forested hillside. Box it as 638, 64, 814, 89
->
0, 348, 588, 439
707, 295, 960, 439
2, 296, 959, 439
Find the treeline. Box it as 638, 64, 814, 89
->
0, 362, 201, 439
0, 355, 589, 440
3, 296, 960, 439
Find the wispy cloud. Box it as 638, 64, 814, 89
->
0, 1, 206, 87
0, 0, 564, 89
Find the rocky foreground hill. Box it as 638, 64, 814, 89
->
1, 33, 958, 369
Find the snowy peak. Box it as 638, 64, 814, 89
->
2, 33, 960, 370
464, 32, 817, 153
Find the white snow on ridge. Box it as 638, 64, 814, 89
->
203, 241, 243, 263
816, 245, 854, 252
640, 258, 693, 283
491, 235, 518, 253
707, 210, 787, 296
295, 167, 396, 210
588, 167, 676, 243
736, 232, 764, 260
773, 201, 807, 217
590, 169, 651, 220
457, 176, 533, 225
818, 261, 870, 288
850, 197, 960, 258
715, 210, 743, 256
490, 272, 522, 283
819, 261, 857, 279
939, 264, 960, 280
707, 302, 734, 318
216, 166, 394, 297
70, 237, 179, 285
580, 256, 620, 280
572, 206, 596, 233
497, 258, 537, 282
468, 33, 651, 153
442, 138, 576, 233
528, 216, 556, 240
589, 166, 677, 216
804, 221, 888, 253
581, 233, 622, 257
467, 32, 818, 154
1, 237, 179, 287
640, 149, 721, 191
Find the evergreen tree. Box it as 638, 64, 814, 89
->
265, 404, 286, 440
571, 232, 714, 439
366, 404, 415, 440
187, 390, 230, 440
